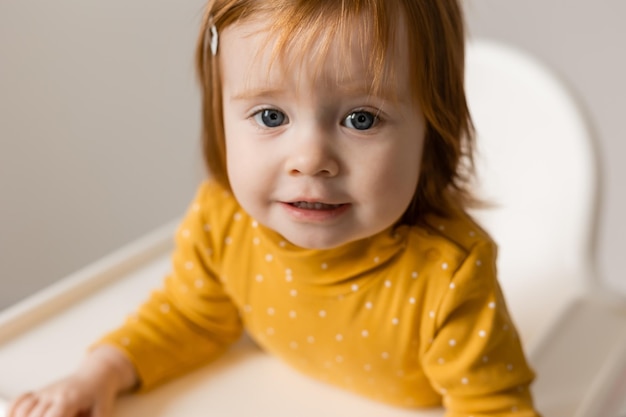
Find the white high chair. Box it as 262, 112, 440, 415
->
466, 40, 626, 416
1, 39, 625, 417
465, 39, 598, 344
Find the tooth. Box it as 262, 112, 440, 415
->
292, 201, 341, 209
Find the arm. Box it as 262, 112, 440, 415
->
10, 181, 242, 415
8, 344, 137, 417
422, 241, 541, 417
92, 181, 243, 391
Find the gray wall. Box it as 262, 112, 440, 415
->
0, 0, 206, 309
1, 0, 625, 310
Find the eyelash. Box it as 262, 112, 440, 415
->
250, 107, 289, 130
342, 109, 381, 131
248, 107, 384, 131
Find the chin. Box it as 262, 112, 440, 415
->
292, 241, 343, 250
281, 230, 362, 251
284, 236, 338, 250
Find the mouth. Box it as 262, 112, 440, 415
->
281, 200, 350, 222
288, 201, 345, 210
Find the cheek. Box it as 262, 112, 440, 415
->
223, 116, 255, 180
350, 154, 419, 225
370, 141, 422, 196
225, 147, 260, 216
381, 160, 421, 206
224, 133, 275, 215
225, 142, 259, 197
223, 126, 255, 202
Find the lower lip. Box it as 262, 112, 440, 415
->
280, 202, 351, 222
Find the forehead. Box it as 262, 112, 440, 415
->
218, 10, 409, 99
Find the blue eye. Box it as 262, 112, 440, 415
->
344, 111, 377, 130
253, 109, 287, 128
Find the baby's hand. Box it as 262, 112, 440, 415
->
7, 345, 137, 417
7, 373, 116, 417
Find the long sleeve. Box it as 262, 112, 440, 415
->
95, 184, 243, 391
422, 241, 540, 416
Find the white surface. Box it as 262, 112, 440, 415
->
529, 295, 626, 417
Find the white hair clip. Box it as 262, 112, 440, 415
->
209, 18, 219, 56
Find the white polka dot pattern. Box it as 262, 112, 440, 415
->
96, 181, 538, 414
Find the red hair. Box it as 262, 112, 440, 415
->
196, 0, 475, 224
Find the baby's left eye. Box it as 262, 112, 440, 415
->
343, 111, 378, 130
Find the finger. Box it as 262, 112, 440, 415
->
41, 402, 79, 417
8, 393, 37, 417
26, 398, 52, 417
90, 397, 113, 417
28, 396, 52, 417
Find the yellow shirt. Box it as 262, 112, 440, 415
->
99, 180, 539, 416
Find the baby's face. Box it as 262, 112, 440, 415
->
219, 17, 425, 250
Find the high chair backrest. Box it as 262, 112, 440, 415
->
464, 39, 599, 347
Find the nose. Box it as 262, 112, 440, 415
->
284, 127, 339, 177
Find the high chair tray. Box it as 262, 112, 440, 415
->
1, 221, 625, 417
0, 221, 439, 417
529, 292, 626, 417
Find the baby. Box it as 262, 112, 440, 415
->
9, 1, 541, 416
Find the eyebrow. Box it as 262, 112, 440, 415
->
231, 83, 400, 103
231, 87, 289, 101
